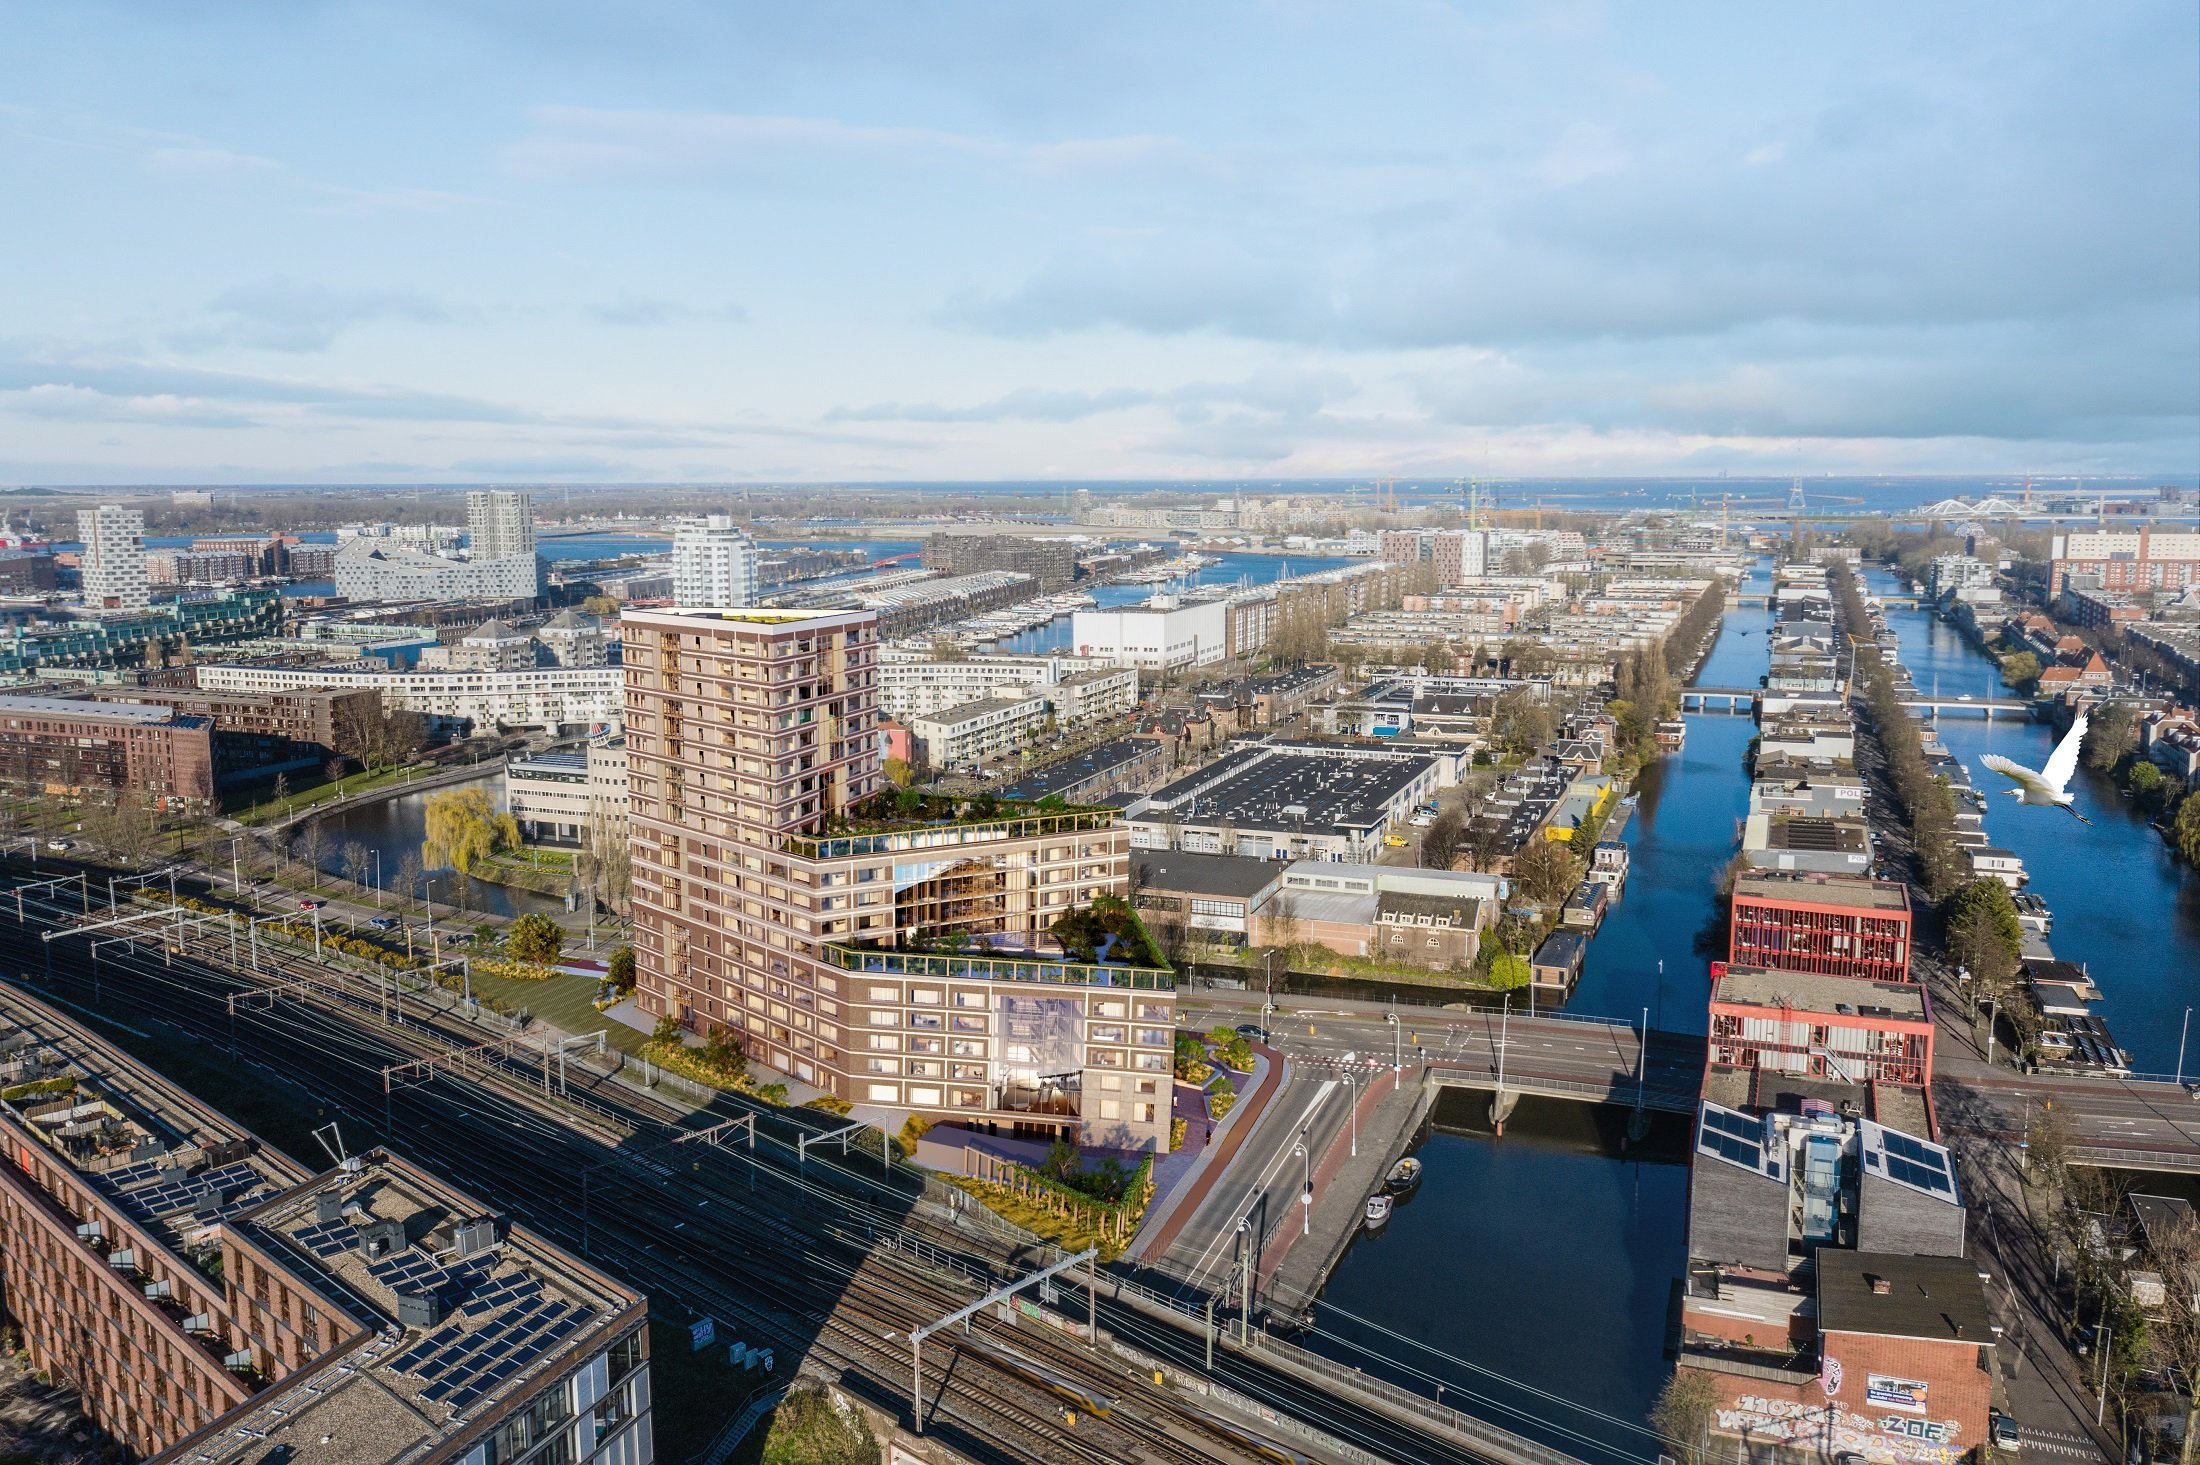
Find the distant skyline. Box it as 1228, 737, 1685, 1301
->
2, 3, 2194, 484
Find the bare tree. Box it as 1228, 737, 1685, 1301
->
394, 851, 424, 915
2138, 1217, 2200, 1465
340, 840, 371, 891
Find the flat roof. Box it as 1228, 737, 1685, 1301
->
999, 736, 1156, 800
1713, 965, 1925, 1021
1733, 871, 1910, 913
0, 989, 642, 1465
1147, 746, 1434, 835
1131, 850, 1287, 901
0, 694, 177, 723
1816, 1251, 1993, 1344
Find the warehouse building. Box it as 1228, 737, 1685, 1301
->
1127, 741, 1445, 861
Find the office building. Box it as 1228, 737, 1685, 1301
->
1707, 962, 1935, 1086
76, 505, 150, 611
467, 489, 536, 562
623, 606, 1175, 1152
671, 514, 759, 607
1728, 872, 1913, 983
0, 695, 215, 808
0, 987, 651, 1465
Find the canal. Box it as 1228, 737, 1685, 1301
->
1862, 567, 2200, 1074
305, 771, 570, 921
1298, 563, 1778, 1460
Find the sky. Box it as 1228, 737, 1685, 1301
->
1, 2, 2195, 485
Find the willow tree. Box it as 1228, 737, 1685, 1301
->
421, 787, 518, 876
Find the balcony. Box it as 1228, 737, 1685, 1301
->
818, 942, 1174, 992
788, 806, 1118, 860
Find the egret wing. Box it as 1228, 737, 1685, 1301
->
2040, 709, 2088, 795
1980, 752, 2052, 799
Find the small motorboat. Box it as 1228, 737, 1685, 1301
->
1364, 1194, 1392, 1229
1384, 1157, 1423, 1195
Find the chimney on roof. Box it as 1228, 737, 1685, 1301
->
1869, 1275, 1892, 1295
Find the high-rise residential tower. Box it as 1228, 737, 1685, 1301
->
671, 513, 759, 607
466, 490, 536, 562
76, 504, 150, 611
623, 606, 1175, 1152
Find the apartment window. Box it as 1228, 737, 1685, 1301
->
910, 1086, 942, 1106
908, 1013, 942, 1030
1134, 1028, 1170, 1048
1100, 1100, 1123, 1120
910, 988, 942, 1005
867, 1035, 899, 1051
867, 1084, 899, 1102
1090, 1025, 1125, 1043
867, 1012, 898, 1027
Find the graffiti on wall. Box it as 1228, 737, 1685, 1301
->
1717, 1393, 1967, 1465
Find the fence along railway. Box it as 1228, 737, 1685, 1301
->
0, 870, 1551, 1465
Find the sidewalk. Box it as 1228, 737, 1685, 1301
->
1124, 1045, 1281, 1263
1255, 1066, 1426, 1319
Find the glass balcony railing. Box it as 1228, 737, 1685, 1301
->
788, 808, 1118, 859
818, 942, 1174, 991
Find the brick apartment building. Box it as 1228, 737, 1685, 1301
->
2049, 527, 2200, 595
0, 988, 651, 1465
1730, 871, 1913, 984
0, 695, 216, 810
622, 606, 1177, 1153
89, 684, 381, 778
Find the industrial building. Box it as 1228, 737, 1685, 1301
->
1127, 741, 1447, 861
1707, 962, 1936, 1087
0, 987, 651, 1465
622, 605, 1177, 1153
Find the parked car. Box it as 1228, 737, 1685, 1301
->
1235, 1024, 1271, 1042
296, 898, 325, 911
1990, 1413, 2021, 1452
367, 916, 397, 931
44, 839, 72, 853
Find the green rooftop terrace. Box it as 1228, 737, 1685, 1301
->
819, 942, 1175, 991
789, 790, 1118, 859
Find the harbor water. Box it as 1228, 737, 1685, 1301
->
305, 771, 568, 921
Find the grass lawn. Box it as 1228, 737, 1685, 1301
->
460, 965, 651, 1058
228, 763, 432, 825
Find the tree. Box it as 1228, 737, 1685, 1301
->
607, 945, 636, 994
507, 913, 565, 966
393, 851, 424, 913
2137, 1216, 2200, 1465
1491, 688, 1557, 756
1500, 546, 1532, 575
1421, 809, 1464, 871
1651, 1370, 1721, 1465
757, 1386, 879, 1465
421, 787, 518, 875
882, 756, 915, 788
1513, 837, 1578, 906
2177, 793, 2200, 867
2084, 703, 2136, 773
340, 840, 372, 891
573, 807, 631, 917
1462, 821, 1507, 873
1944, 878, 2025, 993
1999, 650, 2040, 688
1486, 949, 1532, 990
581, 594, 620, 618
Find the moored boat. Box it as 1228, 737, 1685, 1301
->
1364, 1194, 1392, 1229
1383, 1157, 1422, 1195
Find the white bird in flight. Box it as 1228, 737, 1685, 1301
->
1980, 708, 2092, 825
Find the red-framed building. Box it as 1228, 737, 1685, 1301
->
1708, 962, 1935, 1087
1729, 871, 1913, 984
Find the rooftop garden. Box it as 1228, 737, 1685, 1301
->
1049, 893, 1168, 969
816, 787, 1107, 835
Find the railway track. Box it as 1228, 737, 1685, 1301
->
0, 894, 1367, 1465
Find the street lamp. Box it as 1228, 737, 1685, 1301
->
1294, 1132, 1310, 1237
1344, 1065, 1358, 1157
373, 849, 382, 909
1387, 999, 1401, 1075
2178, 1006, 2193, 1088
